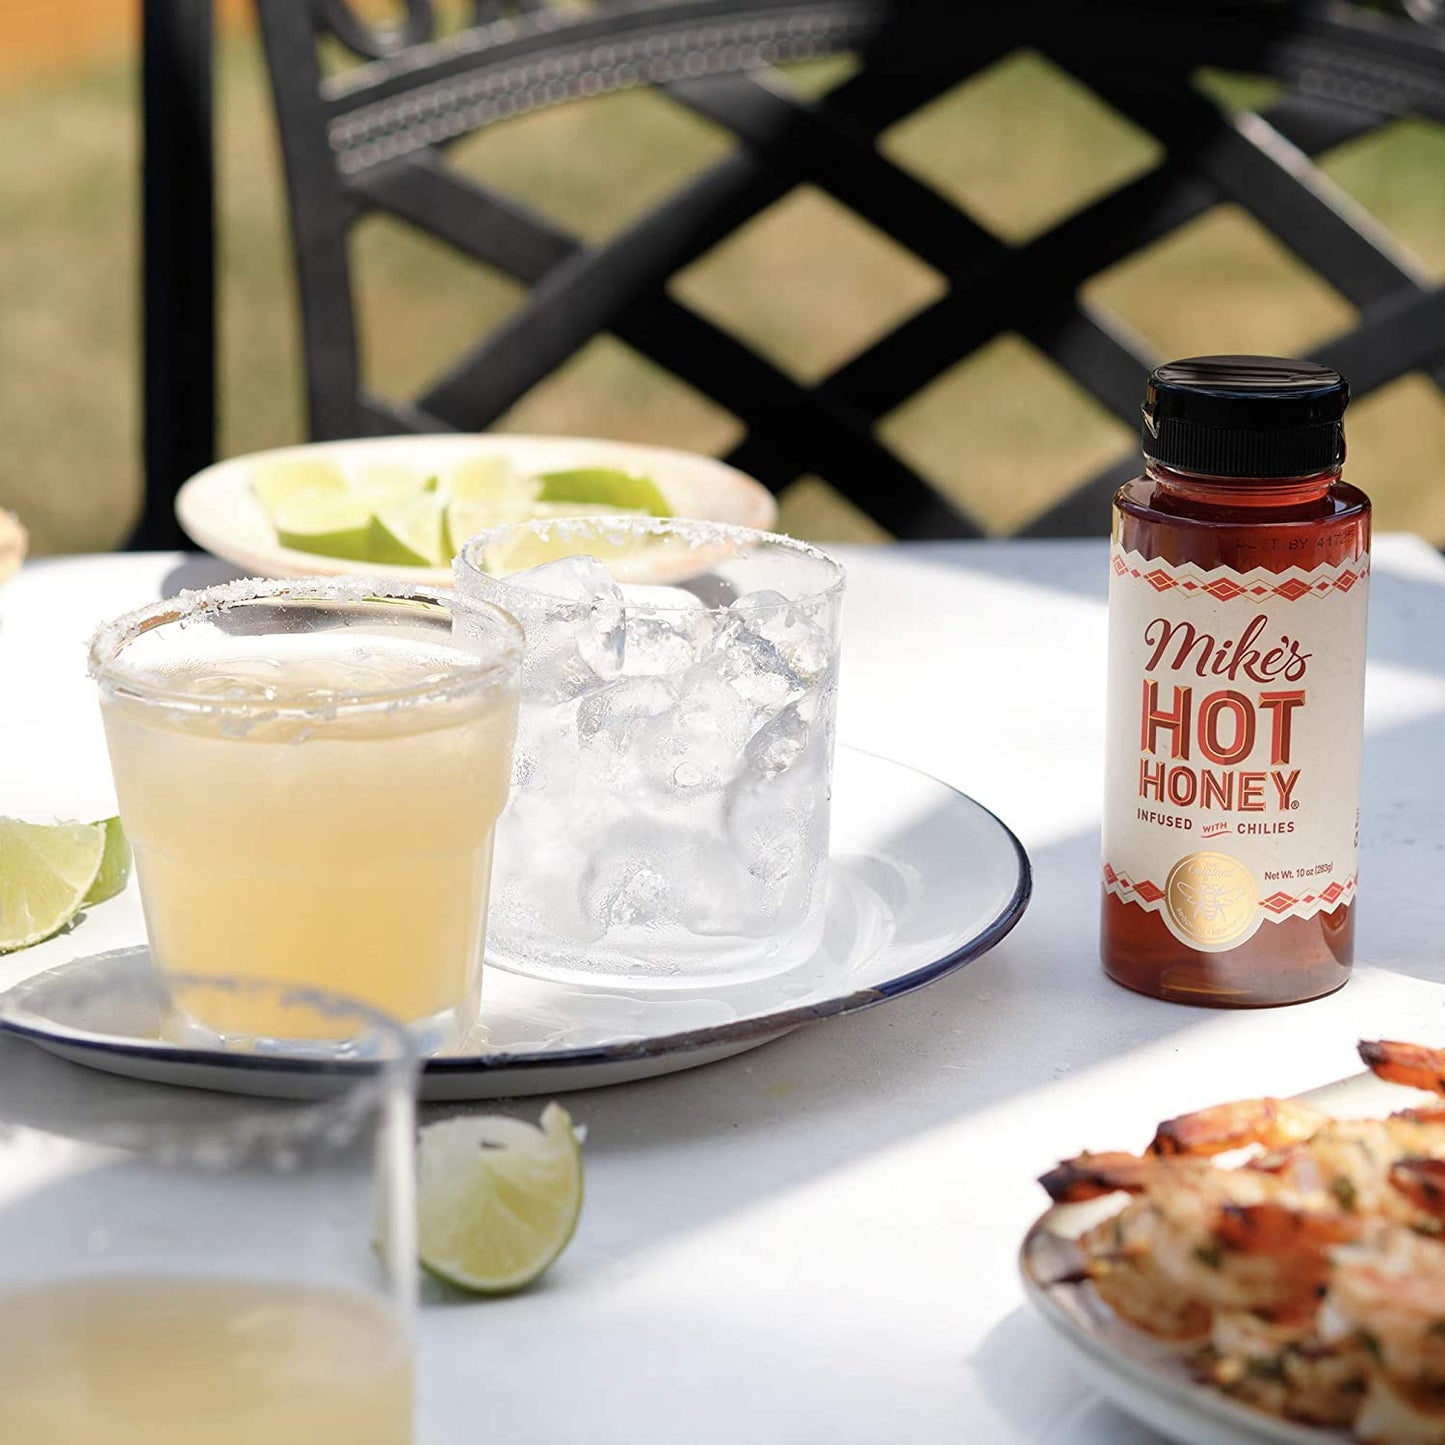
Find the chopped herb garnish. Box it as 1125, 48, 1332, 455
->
1245, 1355, 1286, 1382
1193, 1243, 1225, 1271
1329, 1175, 1359, 1212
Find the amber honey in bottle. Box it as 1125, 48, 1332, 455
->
1101, 356, 1370, 1006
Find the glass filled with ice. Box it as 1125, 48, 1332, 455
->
88, 577, 523, 1052
456, 518, 845, 987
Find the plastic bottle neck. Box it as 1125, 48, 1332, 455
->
1145, 460, 1341, 509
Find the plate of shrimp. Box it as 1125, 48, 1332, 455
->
1022, 1041, 1445, 1445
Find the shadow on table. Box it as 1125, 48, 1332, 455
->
427, 820, 1209, 1243
161, 555, 246, 596
974, 1306, 1168, 1444
440, 673, 1445, 1267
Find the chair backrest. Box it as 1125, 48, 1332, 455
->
239, 0, 1444, 539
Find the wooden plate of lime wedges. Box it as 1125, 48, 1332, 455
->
175, 435, 778, 584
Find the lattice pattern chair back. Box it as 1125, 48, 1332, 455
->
252, 0, 1445, 537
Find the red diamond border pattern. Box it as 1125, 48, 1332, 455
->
1112, 548, 1369, 603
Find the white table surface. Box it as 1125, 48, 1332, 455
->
4, 537, 1445, 1445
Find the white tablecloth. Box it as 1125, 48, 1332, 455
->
3, 538, 1445, 1445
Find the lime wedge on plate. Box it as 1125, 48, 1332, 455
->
273, 492, 373, 560
251, 458, 349, 512
84, 816, 132, 906
370, 494, 445, 567
354, 464, 431, 510
450, 455, 539, 506
444, 499, 521, 559
0, 818, 107, 952
475, 511, 660, 575
537, 468, 671, 516
417, 1102, 583, 1294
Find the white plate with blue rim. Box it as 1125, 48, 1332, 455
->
0, 747, 1030, 1100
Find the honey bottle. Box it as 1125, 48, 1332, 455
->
1101, 356, 1370, 1006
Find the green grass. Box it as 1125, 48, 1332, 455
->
1, 40, 1442, 554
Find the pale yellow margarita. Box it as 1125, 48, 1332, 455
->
95, 602, 519, 1044
0, 1276, 411, 1443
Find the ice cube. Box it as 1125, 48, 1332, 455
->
503, 555, 625, 699
744, 700, 809, 777
714, 589, 835, 689
621, 612, 701, 676
673, 661, 754, 775
576, 670, 748, 796
508, 554, 622, 608
579, 821, 751, 935
723, 766, 826, 931
577, 675, 678, 751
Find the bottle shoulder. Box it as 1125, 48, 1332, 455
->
1114, 475, 1371, 529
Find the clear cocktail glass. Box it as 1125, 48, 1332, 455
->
457, 517, 845, 987
88, 578, 522, 1052
0, 972, 417, 1444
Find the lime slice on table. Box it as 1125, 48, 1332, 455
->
537, 468, 671, 516
370, 494, 445, 567
273, 492, 373, 560
417, 1102, 584, 1294
0, 818, 107, 953
84, 816, 132, 906
250, 457, 349, 512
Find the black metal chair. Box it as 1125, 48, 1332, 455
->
135, 0, 1445, 548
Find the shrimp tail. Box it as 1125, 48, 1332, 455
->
1359, 1040, 1445, 1096
1388, 1156, 1445, 1221
1039, 1151, 1147, 1203
1149, 1099, 1327, 1158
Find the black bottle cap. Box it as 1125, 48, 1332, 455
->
1142, 355, 1349, 479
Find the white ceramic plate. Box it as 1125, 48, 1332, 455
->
174, 434, 778, 584
0, 748, 1030, 1100
1019, 1071, 1426, 1445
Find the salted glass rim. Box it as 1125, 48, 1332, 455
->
87, 575, 524, 717
0, 969, 418, 1165
456, 516, 846, 614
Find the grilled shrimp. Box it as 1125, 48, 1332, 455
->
1143, 1157, 1357, 1316
1202, 1309, 1369, 1427
1327, 1226, 1445, 1387
1076, 1200, 1211, 1340
1044, 1152, 1357, 1318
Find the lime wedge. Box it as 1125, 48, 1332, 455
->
0, 818, 106, 953
83, 817, 132, 906
354, 464, 430, 510
536, 468, 671, 516
370, 494, 445, 567
449, 455, 539, 506
250, 458, 349, 513
417, 1102, 583, 1295
273, 492, 374, 560
446, 500, 649, 560
444, 499, 522, 559
477, 514, 661, 576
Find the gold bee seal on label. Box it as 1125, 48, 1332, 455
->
1163, 851, 1260, 951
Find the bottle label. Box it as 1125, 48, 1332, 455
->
1103, 543, 1368, 952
